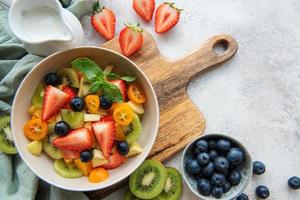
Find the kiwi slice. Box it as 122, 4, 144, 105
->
129, 159, 167, 199
157, 167, 182, 200
54, 159, 83, 178
31, 84, 44, 107
57, 68, 80, 88
0, 116, 17, 154
43, 134, 63, 159
125, 114, 142, 144
61, 109, 84, 129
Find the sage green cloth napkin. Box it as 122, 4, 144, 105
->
0, 1, 96, 199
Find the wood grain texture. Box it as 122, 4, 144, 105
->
86, 31, 237, 199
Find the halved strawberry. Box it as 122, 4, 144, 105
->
91, 2, 116, 40
101, 151, 126, 169
133, 0, 155, 22
62, 149, 80, 159
119, 22, 144, 57
61, 85, 77, 108
109, 80, 127, 101
52, 128, 92, 151
155, 2, 182, 33
42, 85, 70, 122
92, 121, 115, 158
101, 115, 114, 122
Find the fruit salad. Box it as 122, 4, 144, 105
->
23, 57, 146, 183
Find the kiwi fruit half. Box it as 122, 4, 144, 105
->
57, 68, 80, 88
157, 167, 182, 200
125, 113, 141, 144
129, 159, 167, 199
0, 116, 17, 154
61, 109, 84, 129
54, 159, 83, 178
43, 134, 63, 159
31, 84, 44, 107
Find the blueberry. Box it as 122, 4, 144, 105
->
193, 147, 201, 155
197, 152, 210, 166
193, 173, 203, 181
208, 150, 218, 161
288, 176, 300, 190
253, 161, 266, 175
202, 162, 215, 178
212, 187, 223, 198
222, 180, 231, 193
227, 147, 244, 166
195, 139, 208, 153
54, 121, 70, 136
214, 156, 229, 174
237, 193, 249, 200
228, 169, 242, 186
197, 178, 211, 196
100, 95, 112, 109
70, 97, 85, 111
116, 141, 129, 156
208, 140, 217, 149
255, 185, 270, 199
44, 72, 60, 86
212, 173, 226, 187
185, 159, 201, 175
216, 139, 231, 152
80, 150, 93, 162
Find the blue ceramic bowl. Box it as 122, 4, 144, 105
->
181, 134, 252, 200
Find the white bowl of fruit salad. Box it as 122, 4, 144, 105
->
11, 47, 159, 191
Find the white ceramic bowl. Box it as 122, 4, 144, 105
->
11, 47, 159, 191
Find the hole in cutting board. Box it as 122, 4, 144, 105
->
213, 39, 228, 55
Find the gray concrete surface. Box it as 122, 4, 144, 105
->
81, 0, 300, 199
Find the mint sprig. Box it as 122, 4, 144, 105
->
106, 72, 136, 83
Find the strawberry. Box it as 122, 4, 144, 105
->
92, 121, 116, 158
91, 2, 116, 40
109, 80, 127, 101
155, 2, 182, 33
42, 85, 70, 122
101, 115, 114, 122
52, 128, 93, 151
101, 151, 126, 169
133, 0, 155, 22
119, 22, 144, 57
61, 85, 76, 108
62, 149, 80, 159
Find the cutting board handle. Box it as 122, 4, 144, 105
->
172, 34, 238, 83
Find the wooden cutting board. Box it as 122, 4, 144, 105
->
86, 31, 238, 199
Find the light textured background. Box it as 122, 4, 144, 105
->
81, 0, 300, 199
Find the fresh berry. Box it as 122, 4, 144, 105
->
91, 2, 115, 40
202, 162, 215, 178
211, 173, 226, 187
70, 97, 85, 111
52, 128, 92, 151
197, 152, 210, 166
61, 86, 77, 107
195, 139, 208, 152
288, 176, 300, 189
54, 121, 70, 136
216, 139, 231, 153
227, 147, 244, 166
155, 2, 182, 33
253, 161, 266, 175
42, 85, 70, 122
228, 170, 241, 186
133, 0, 155, 22
80, 150, 93, 162
222, 180, 231, 193
109, 80, 127, 101
208, 150, 218, 161
119, 22, 144, 57
101, 151, 126, 169
101, 115, 114, 122
92, 120, 116, 158
212, 186, 223, 198
116, 141, 129, 156
214, 156, 229, 174
237, 193, 249, 200
197, 178, 211, 196
62, 150, 80, 159
208, 140, 217, 149
100, 95, 112, 109
193, 173, 203, 181
255, 185, 270, 199
44, 72, 60, 86
185, 159, 201, 175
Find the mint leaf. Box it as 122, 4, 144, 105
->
89, 81, 101, 93
101, 82, 123, 103
121, 76, 136, 83
106, 72, 120, 80
71, 58, 103, 81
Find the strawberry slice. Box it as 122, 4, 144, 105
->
61, 85, 76, 108
101, 151, 126, 169
91, 2, 116, 40
155, 2, 182, 33
133, 0, 155, 22
101, 115, 114, 122
52, 128, 92, 151
92, 121, 116, 158
109, 80, 127, 101
119, 22, 144, 57
62, 149, 80, 159
42, 85, 70, 122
